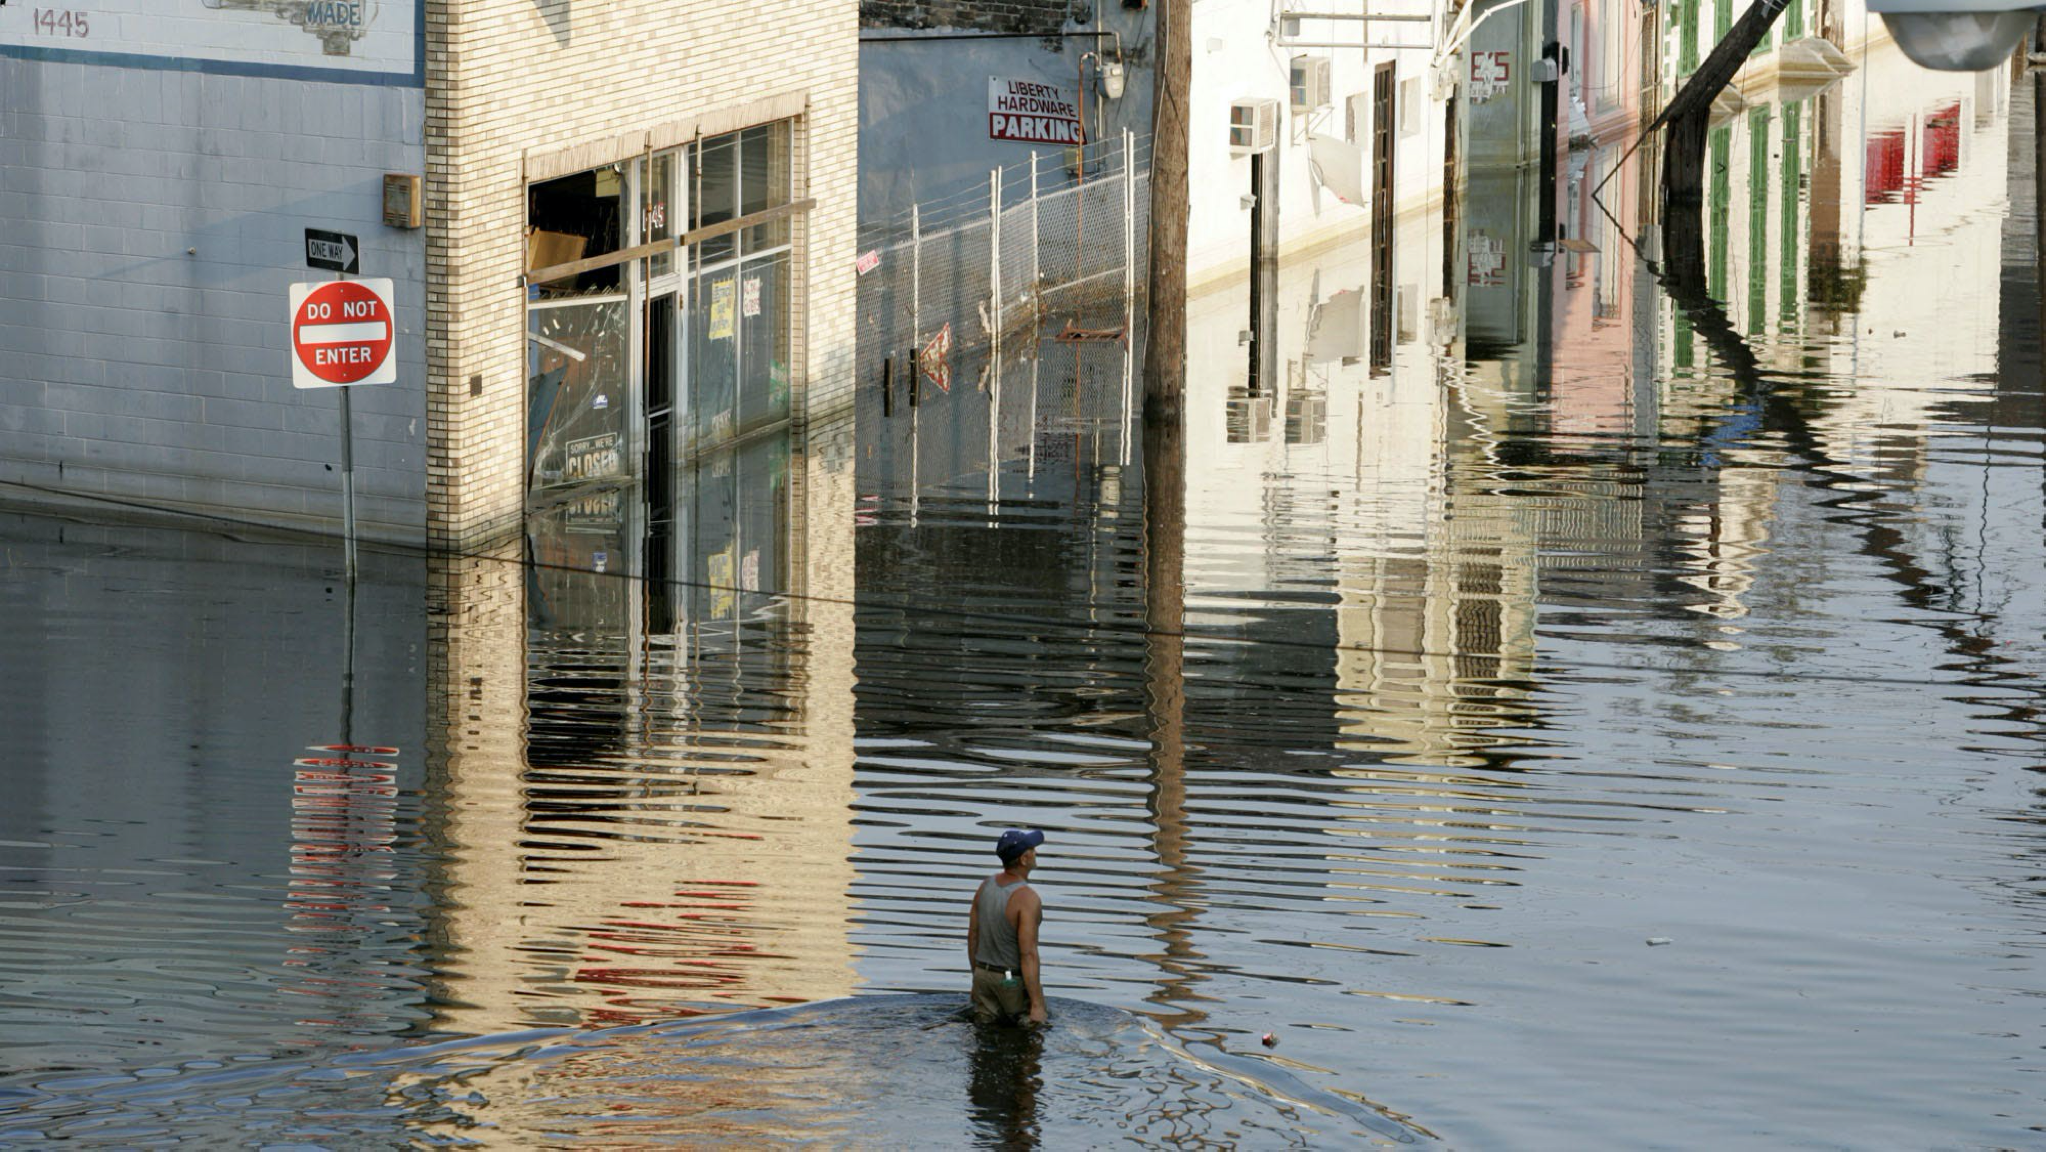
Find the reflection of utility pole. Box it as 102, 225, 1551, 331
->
1140, 413, 1205, 1028
2035, 21, 2046, 530
1143, 0, 1190, 417
2036, 19, 2046, 371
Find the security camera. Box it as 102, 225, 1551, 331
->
1865, 0, 2044, 71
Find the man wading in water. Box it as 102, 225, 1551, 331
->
967, 829, 1048, 1025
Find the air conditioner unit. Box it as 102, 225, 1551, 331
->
1229, 98, 1280, 155
1289, 55, 1332, 113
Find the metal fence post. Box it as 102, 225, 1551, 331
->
911, 202, 921, 369
1122, 127, 1137, 464
1028, 151, 1040, 482
1030, 151, 1041, 310
911, 202, 921, 528
1123, 128, 1136, 323
991, 167, 1003, 361
989, 167, 1003, 514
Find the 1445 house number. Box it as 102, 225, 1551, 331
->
32, 8, 92, 36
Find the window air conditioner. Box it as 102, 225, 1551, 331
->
1229, 98, 1280, 155
1290, 55, 1332, 113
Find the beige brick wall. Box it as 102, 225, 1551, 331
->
424, 0, 859, 549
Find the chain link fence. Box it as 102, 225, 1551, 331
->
855, 132, 1152, 506
856, 131, 1152, 376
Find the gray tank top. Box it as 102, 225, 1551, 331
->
974, 874, 1029, 969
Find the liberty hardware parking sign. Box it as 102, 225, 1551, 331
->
987, 76, 1085, 145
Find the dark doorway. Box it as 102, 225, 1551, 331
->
1248, 150, 1280, 394
1370, 61, 1396, 375
1442, 94, 1458, 309
644, 293, 677, 632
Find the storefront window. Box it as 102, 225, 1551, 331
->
691, 267, 740, 443
739, 122, 792, 251
527, 167, 624, 293
527, 118, 797, 513
736, 251, 789, 430
678, 433, 789, 638
527, 295, 630, 492
694, 132, 741, 267
684, 122, 794, 449
641, 150, 677, 280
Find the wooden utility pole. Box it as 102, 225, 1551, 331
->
1657, 0, 1791, 212
1143, 0, 1190, 418
1655, 0, 1791, 282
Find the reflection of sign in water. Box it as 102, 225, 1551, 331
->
918, 322, 953, 392
564, 431, 622, 480
708, 549, 736, 619
282, 746, 400, 1030
1470, 51, 1511, 103
1467, 230, 1506, 287
709, 279, 737, 340
564, 487, 624, 533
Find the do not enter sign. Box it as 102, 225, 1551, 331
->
289, 278, 397, 388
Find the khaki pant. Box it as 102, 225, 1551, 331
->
970, 965, 1029, 1024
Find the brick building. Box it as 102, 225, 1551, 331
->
1, 0, 857, 550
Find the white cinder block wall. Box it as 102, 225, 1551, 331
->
1185, 0, 1453, 289
1, 0, 857, 550
0, 63, 429, 537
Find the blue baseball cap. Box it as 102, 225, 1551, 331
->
996, 828, 1045, 863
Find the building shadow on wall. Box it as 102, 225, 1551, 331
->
532, 0, 572, 46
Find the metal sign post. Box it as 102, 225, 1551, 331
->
338, 385, 357, 583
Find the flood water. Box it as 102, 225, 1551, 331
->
8, 62, 2046, 1152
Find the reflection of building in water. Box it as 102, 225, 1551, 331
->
1183, 189, 1550, 765
426, 418, 859, 1034
1335, 302, 1543, 767
1330, 417, 1543, 766
1655, 33, 2009, 486
1804, 40, 2008, 479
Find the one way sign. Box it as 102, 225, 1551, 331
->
305, 228, 360, 275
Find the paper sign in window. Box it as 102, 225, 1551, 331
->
709, 280, 736, 340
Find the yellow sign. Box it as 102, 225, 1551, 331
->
709, 278, 736, 340
707, 549, 735, 619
